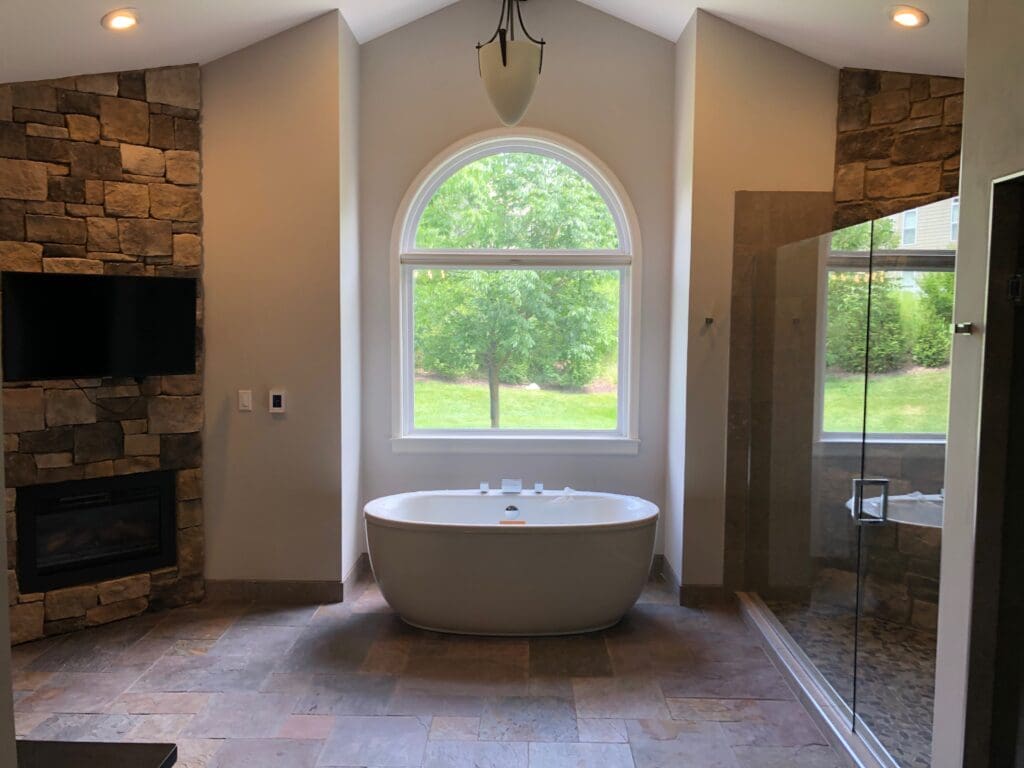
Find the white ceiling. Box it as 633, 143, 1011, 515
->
0, 0, 967, 85
582, 0, 966, 75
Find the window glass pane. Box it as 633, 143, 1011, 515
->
824, 269, 953, 434
902, 210, 918, 246
412, 268, 621, 430
415, 152, 620, 250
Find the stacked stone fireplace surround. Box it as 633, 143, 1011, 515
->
0, 65, 204, 644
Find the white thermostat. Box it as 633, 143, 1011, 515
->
269, 389, 287, 413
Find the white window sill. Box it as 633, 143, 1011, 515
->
817, 433, 946, 445
814, 434, 947, 455
391, 435, 641, 455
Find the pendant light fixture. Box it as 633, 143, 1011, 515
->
476, 0, 546, 126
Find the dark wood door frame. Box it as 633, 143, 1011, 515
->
965, 173, 1024, 768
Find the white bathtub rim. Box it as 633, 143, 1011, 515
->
363, 489, 659, 534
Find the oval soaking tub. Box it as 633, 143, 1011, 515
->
364, 489, 659, 636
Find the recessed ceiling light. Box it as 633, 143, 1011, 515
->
891, 6, 929, 28
101, 8, 139, 31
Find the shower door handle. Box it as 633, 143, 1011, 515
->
851, 478, 890, 525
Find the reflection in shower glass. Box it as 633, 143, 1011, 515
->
745, 198, 952, 768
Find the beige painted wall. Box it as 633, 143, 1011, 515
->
668, 10, 838, 584
203, 11, 358, 582
933, 0, 1024, 761
339, 17, 362, 583
665, 18, 697, 584
359, 0, 674, 523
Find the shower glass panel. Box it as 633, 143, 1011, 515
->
752, 222, 868, 715
747, 198, 952, 767
855, 209, 950, 768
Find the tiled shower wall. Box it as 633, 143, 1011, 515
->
725, 192, 835, 590
0, 65, 205, 644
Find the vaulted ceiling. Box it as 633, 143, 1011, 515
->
0, 0, 967, 85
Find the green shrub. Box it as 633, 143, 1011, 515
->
826, 271, 908, 373
918, 271, 955, 318
826, 272, 867, 371
866, 272, 910, 372
912, 310, 952, 367
911, 272, 955, 367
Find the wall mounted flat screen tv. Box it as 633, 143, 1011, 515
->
2, 273, 197, 382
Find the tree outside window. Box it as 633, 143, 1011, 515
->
399, 143, 635, 436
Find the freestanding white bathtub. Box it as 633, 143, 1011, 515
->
364, 489, 659, 636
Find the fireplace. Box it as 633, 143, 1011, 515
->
16, 471, 177, 593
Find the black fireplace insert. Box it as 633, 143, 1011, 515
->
16, 470, 177, 593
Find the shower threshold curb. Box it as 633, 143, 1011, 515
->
736, 592, 898, 768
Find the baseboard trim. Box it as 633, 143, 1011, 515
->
205, 578, 342, 604
678, 583, 732, 608
649, 554, 666, 581
651, 557, 684, 598
737, 591, 895, 768
342, 553, 371, 602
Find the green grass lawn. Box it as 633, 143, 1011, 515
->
414, 378, 617, 430
824, 368, 951, 434
414, 369, 950, 434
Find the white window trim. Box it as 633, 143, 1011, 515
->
813, 236, 956, 445
389, 128, 642, 455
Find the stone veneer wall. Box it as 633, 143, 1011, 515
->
0, 65, 204, 644
834, 68, 964, 229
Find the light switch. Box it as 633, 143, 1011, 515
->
269, 389, 286, 413
238, 389, 253, 412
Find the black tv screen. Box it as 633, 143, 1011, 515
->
2, 273, 197, 382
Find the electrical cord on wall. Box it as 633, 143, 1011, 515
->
71, 377, 146, 417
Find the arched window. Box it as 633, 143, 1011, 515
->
393, 132, 640, 451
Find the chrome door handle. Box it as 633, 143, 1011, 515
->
851, 478, 889, 525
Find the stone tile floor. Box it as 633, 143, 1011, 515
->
11, 577, 845, 767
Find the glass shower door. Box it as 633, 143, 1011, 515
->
757, 222, 872, 719
750, 201, 951, 765
852, 207, 951, 767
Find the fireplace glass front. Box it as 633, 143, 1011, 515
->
16, 470, 176, 593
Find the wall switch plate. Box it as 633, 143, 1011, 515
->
269, 389, 286, 413
238, 389, 253, 412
